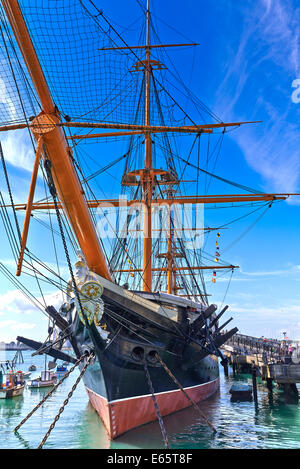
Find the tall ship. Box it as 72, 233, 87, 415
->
0, 0, 294, 439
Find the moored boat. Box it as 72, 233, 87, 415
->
56, 365, 68, 375
27, 371, 57, 389
0, 371, 25, 399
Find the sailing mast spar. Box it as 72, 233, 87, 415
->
142, 0, 153, 291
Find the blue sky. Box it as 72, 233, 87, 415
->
0, 0, 300, 343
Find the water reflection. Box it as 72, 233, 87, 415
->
2, 351, 300, 449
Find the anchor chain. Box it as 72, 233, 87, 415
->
14, 352, 89, 433
143, 359, 170, 449
155, 353, 217, 433
43, 158, 86, 326
38, 351, 95, 449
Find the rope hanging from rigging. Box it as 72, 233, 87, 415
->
43, 157, 87, 326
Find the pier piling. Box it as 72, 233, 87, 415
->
221, 358, 229, 377
266, 378, 273, 395
251, 364, 258, 404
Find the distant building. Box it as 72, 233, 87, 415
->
0, 341, 31, 351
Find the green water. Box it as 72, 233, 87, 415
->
1, 350, 300, 449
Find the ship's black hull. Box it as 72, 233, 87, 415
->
60, 278, 237, 439
17, 280, 237, 439
81, 345, 219, 438
73, 314, 219, 438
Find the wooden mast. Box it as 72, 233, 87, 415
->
142, 0, 153, 291
1, 0, 112, 280
16, 137, 43, 276
167, 147, 174, 295
167, 195, 173, 294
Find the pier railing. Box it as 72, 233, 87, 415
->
223, 332, 298, 363
221, 332, 300, 387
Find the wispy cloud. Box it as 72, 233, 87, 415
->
215, 0, 300, 197
0, 319, 36, 332
0, 77, 17, 121
239, 264, 300, 277
226, 299, 300, 339
0, 288, 64, 342
0, 289, 41, 316
1, 128, 34, 172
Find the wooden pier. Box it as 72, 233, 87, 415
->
221, 333, 300, 398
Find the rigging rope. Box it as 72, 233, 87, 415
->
43, 157, 86, 324
0, 261, 46, 315
218, 268, 234, 314
0, 143, 22, 242
162, 146, 264, 195
221, 202, 273, 253
85, 0, 199, 127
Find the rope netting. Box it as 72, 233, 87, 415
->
0, 3, 40, 126
0, 0, 188, 130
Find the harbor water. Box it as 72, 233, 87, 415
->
1, 350, 300, 449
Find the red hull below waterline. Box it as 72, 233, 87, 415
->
86, 377, 219, 439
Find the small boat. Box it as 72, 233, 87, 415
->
27, 370, 57, 389
229, 384, 253, 401
17, 370, 31, 379
51, 365, 68, 380
28, 364, 37, 371
56, 365, 68, 374
0, 371, 25, 399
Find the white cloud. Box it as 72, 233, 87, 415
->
0, 290, 38, 316
0, 77, 17, 121
0, 289, 65, 317
215, 0, 300, 197
0, 288, 65, 343
1, 128, 34, 172
0, 319, 36, 331
229, 303, 300, 316
224, 299, 300, 339
239, 264, 300, 277
0, 319, 37, 344
234, 119, 300, 195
